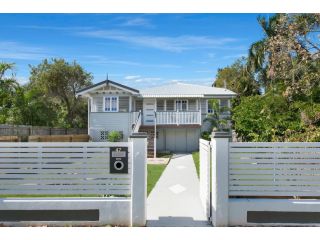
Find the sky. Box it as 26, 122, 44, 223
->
0, 14, 269, 89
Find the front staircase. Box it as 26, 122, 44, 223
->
138, 126, 155, 158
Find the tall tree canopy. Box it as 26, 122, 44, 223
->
216, 14, 320, 142
214, 57, 260, 97
29, 59, 93, 128
0, 62, 21, 123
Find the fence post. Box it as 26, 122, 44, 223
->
129, 132, 148, 227
211, 131, 231, 227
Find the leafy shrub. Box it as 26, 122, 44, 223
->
232, 92, 320, 142
201, 131, 211, 141
232, 93, 301, 142
107, 130, 122, 142
205, 99, 231, 132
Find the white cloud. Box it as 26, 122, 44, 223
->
81, 55, 181, 68
0, 41, 48, 60
123, 76, 162, 83
170, 79, 181, 83
134, 77, 161, 83
121, 17, 153, 27
18, 25, 94, 31
124, 75, 141, 80
208, 53, 215, 58
166, 77, 213, 86
222, 53, 247, 59
77, 30, 238, 52
195, 70, 213, 73
16, 76, 29, 85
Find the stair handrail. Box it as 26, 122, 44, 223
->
132, 110, 142, 133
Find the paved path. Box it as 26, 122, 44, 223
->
147, 154, 210, 227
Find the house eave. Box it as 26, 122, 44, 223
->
76, 80, 139, 97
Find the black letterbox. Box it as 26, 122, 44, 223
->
109, 147, 128, 174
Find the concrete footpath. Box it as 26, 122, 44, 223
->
147, 154, 210, 227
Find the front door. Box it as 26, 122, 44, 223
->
143, 99, 156, 125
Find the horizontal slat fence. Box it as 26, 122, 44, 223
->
0, 124, 87, 137
0, 142, 132, 196
229, 142, 320, 197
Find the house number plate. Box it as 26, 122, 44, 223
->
110, 147, 128, 174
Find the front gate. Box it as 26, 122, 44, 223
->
199, 139, 211, 219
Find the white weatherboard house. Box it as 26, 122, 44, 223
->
76, 80, 236, 155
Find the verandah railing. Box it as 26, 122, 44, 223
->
156, 111, 201, 125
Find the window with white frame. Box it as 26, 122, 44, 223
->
104, 96, 119, 112
175, 100, 188, 111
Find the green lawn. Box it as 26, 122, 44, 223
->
192, 151, 200, 178
147, 164, 166, 196
0, 164, 168, 198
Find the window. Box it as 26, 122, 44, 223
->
104, 96, 118, 112
175, 100, 188, 111
157, 99, 165, 111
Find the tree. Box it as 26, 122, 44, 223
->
214, 57, 260, 97
265, 14, 320, 100
247, 14, 282, 90
230, 13, 320, 142
0, 62, 20, 123
29, 59, 93, 128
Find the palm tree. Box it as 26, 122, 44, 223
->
0, 62, 15, 80
0, 62, 19, 118
248, 14, 281, 90
0, 62, 18, 95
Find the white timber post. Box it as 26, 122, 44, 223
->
129, 96, 132, 112
211, 131, 231, 227
129, 133, 148, 226
87, 98, 91, 135
154, 99, 157, 159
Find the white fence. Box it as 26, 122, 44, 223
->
0, 142, 131, 196
229, 142, 320, 197
156, 111, 200, 125
199, 139, 211, 219
0, 134, 147, 227
201, 132, 320, 226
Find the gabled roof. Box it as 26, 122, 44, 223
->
140, 82, 236, 98
76, 80, 139, 96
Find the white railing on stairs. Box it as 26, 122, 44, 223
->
132, 110, 142, 133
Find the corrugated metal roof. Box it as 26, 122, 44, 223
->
140, 83, 236, 97
141, 94, 204, 98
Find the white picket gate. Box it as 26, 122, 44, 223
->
199, 139, 211, 219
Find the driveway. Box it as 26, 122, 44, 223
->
147, 154, 210, 227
